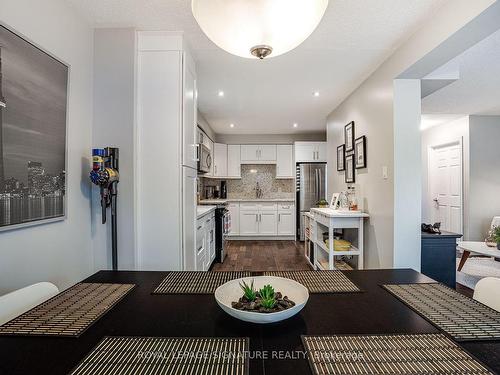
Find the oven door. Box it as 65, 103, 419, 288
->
197, 144, 211, 173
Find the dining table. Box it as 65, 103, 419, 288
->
1, 269, 499, 374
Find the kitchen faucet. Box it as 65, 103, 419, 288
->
255, 182, 263, 199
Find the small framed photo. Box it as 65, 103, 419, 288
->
330, 193, 340, 209
345, 154, 355, 183
354, 135, 366, 169
344, 121, 355, 152
336, 145, 345, 171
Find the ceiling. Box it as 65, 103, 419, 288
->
68, 0, 448, 134
422, 28, 500, 116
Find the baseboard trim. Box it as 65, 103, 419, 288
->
227, 236, 295, 241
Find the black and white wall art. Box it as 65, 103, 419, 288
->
355, 135, 366, 169
345, 154, 355, 183
337, 144, 345, 171
0, 25, 68, 229
344, 121, 355, 152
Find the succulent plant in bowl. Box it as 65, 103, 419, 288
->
317, 199, 329, 208
259, 285, 276, 309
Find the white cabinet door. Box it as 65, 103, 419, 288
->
259, 145, 277, 162
240, 211, 259, 235
315, 142, 327, 162
295, 142, 315, 162
227, 145, 241, 178
277, 211, 294, 235
183, 63, 197, 169
228, 203, 240, 235
213, 143, 227, 177
276, 145, 293, 178
207, 138, 214, 177
240, 145, 260, 162
259, 212, 277, 235
183, 167, 197, 271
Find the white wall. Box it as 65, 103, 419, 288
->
421, 116, 469, 233
0, 0, 94, 294
92, 28, 136, 270
326, 0, 494, 269
468, 115, 500, 240
216, 132, 326, 144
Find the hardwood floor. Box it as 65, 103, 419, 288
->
212, 240, 313, 272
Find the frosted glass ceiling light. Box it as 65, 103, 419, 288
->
192, 0, 329, 59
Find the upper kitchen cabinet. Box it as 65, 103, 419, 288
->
294, 141, 327, 163
183, 58, 197, 169
227, 145, 241, 178
276, 145, 294, 179
241, 145, 277, 164
213, 143, 228, 177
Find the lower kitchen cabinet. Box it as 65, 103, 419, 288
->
196, 210, 216, 271
234, 201, 294, 238
228, 203, 240, 235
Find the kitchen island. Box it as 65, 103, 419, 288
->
1, 269, 499, 374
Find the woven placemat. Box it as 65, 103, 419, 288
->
383, 283, 500, 341
69, 336, 249, 375
263, 271, 360, 293
153, 271, 252, 294
302, 333, 493, 374
0, 283, 135, 337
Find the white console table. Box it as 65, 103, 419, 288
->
309, 208, 369, 270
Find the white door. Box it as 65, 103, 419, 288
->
213, 143, 227, 177
183, 167, 197, 271
227, 145, 241, 178
259, 212, 278, 235
183, 64, 197, 169
276, 145, 293, 178
429, 141, 463, 234
228, 203, 240, 235
241, 145, 260, 162
277, 212, 294, 235
240, 211, 259, 235
259, 145, 277, 162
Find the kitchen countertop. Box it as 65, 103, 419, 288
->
4, 269, 499, 374
200, 198, 294, 204
196, 205, 216, 218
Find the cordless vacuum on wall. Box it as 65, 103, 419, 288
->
90, 148, 120, 271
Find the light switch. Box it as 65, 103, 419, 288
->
382, 166, 388, 180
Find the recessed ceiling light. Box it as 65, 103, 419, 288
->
218, 91, 224, 97
313, 91, 320, 97
229, 123, 235, 128
293, 123, 298, 128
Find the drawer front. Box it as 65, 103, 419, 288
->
240, 202, 260, 211
259, 202, 277, 211
278, 203, 294, 212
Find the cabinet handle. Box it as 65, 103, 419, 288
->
195, 144, 200, 162
197, 225, 202, 230
256, 214, 258, 222
278, 214, 281, 222
215, 165, 217, 174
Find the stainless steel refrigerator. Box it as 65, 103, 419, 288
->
296, 163, 327, 240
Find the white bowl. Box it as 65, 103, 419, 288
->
214, 276, 309, 324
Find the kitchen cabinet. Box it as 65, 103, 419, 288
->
213, 143, 227, 177
277, 203, 295, 235
295, 142, 327, 162
239, 211, 260, 235
276, 145, 294, 179
259, 212, 278, 235
228, 203, 240, 235
183, 64, 197, 169
196, 209, 216, 271
241, 145, 277, 164
227, 145, 241, 178
204, 214, 215, 269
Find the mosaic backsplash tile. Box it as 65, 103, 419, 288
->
202, 164, 294, 199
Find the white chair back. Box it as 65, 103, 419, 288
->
473, 277, 500, 312
0, 282, 59, 325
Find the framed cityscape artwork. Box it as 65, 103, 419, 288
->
337, 144, 345, 171
355, 135, 367, 169
0, 25, 68, 230
345, 154, 355, 183
344, 121, 355, 152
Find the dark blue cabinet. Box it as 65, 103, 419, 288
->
421, 231, 463, 288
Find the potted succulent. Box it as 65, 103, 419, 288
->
316, 199, 329, 208
231, 280, 296, 313
492, 226, 500, 250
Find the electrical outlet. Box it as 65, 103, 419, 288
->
382, 166, 388, 180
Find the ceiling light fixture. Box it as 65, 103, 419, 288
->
218, 90, 224, 97
192, 0, 329, 60
229, 123, 235, 128
313, 91, 320, 97
293, 123, 298, 128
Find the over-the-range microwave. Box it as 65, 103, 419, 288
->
197, 143, 212, 174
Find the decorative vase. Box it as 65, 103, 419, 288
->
485, 239, 497, 247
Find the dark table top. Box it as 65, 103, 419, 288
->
1, 269, 499, 374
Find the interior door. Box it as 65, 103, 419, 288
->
429, 141, 463, 234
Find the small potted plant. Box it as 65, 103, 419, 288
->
316, 199, 329, 208
492, 226, 500, 250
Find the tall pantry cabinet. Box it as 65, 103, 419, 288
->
137, 32, 198, 271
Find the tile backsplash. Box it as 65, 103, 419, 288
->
202, 164, 294, 199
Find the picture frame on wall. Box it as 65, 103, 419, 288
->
345, 154, 355, 183
344, 121, 355, 152
336, 144, 345, 171
354, 135, 367, 169
330, 193, 340, 210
